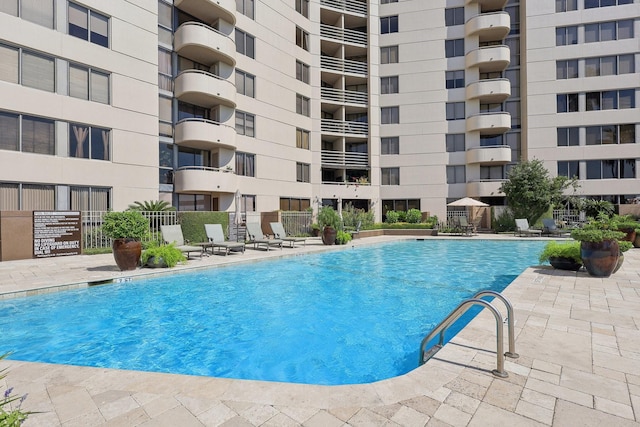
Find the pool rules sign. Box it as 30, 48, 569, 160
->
33, 211, 82, 258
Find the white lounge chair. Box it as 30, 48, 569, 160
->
245, 222, 283, 251
515, 219, 542, 237
270, 222, 306, 248
204, 224, 246, 255
160, 225, 203, 258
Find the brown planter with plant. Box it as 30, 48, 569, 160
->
571, 215, 625, 278
101, 211, 149, 271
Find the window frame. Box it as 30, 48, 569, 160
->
381, 136, 399, 155
381, 167, 400, 185
381, 76, 399, 94
380, 16, 398, 34
68, 2, 109, 47
381, 106, 400, 124
296, 60, 310, 84
235, 69, 255, 97
235, 29, 255, 59
296, 162, 310, 183
235, 151, 256, 177
235, 111, 255, 137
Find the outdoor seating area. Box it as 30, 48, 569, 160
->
269, 222, 307, 248
160, 224, 204, 258
204, 224, 246, 255
245, 222, 283, 250
514, 218, 542, 237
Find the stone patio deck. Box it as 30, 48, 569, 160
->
1, 235, 639, 426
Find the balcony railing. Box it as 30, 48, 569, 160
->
321, 119, 368, 135
321, 56, 367, 75
321, 87, 368, 105
320, 0, 367, 15
321, 150, 369, 168
320, 24, 367, 45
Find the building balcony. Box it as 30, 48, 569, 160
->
175, 118, 236, 150
173, 166, 237, 194
321, 87, 368, 106
465, 78, 510, 103
466, 145, 511, 165
174, 22, 236, 67
465, 0, 508, 11
321, 119, 368, 136
466, 112, 511, 134
320, 24, 367, 46
321, 150, 369, 169
174, 70, 236, 108
465, 45, 510, 72
174, 0, 235, 25
320, 0, 367, 15
320, 56, 367, 76
465, 12, 510, 42
466, 179, 506, 198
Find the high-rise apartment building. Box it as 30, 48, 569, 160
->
0, 0, 638, 220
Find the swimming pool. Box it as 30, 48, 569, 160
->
0, 239, 546, 385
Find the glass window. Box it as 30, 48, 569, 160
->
586, 160, 601, 179
557, 127, 579, 146
90, 11, 109, 47
619, 55, 635, 74
556, 60, 578, 79
296, 94, 310, 116
22, 51, 54, 92
621, 159, 635, 179
236, 0, 254, 19
557, 93, 578, 113
296, 128, 310, 149
381, 168, 399, 185
296, 60, 309, 84
381, 46, 398, 64
235, 152, 255, 177
236, 29, 255, 58
0, 111, 19, 151
556, 0, 577, 12
445, 39, 464, 58
445, 70, 465, 89
296, 27, 309, 51
295, 0, 309, 18
69, 65, 89, 100
445, 7, 464, 26
158, 48, 172, 91
558, 161, 579, 178
601, 90, 617, 110
91, 127, 109, 160
617, 20, 634, 39
381, 16, 398, 34
0, 1, 18, 16
556, 26, 578, 46
69, 123, 89, 158
381, 76, 399, 94
446, 134, 465, 152
0, 44, 19, 84
69, 3, 109, 47
22, 184, 55, 210
22, 115, 54, 155
90, 70, 109, 104
296, 162, 310, 182
446, 102, 465, 120
619, 124, 635, 144
381, 136, 399, 154
381, 106, 399, 124
69, 3, 88, 40
158, 1, 172, 29
600, 21, 616, 41
618, 89, 635, 109
446, 165, 465, 184
22, 0, 54, 28
235, 111, 255, 137
236, 70, 255, 97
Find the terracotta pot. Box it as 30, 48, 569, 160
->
612, 252, 624, 274
321, 226, 337, 245
618, 228, 636, 243
549, 256, 582, 271
580, 239, 619, 278
112, 238, 142, 271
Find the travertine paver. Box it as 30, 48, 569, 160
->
1, 235, 640, 426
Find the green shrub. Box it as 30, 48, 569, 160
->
493, 209, 515, 233
385, 210, 400, 223
423, 215, 439, 228
101, 211, 149, 240
178, 211, 229, 243
405, 209, 422, 224
141, 243, 186, 268
317, 206, 342, 230
538, 241, 582, 264
336, 230, 353, 245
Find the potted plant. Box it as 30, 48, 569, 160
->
141, 243, 186, 268
612, 215, 639, 243
101, 211, 149, 271
336, 230, 353, 245
317, 206, 342, 245
538, 241, 582, 271
613, 240, 633, 274
570, 214, 625, 277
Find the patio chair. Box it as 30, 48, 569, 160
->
458, 217, 474, 236
269, 222, 307, 248
160, 225, 203, 259
245, 222, 283, 251
542, 218, 567, 237
514, 219, 542, 237
204, 224, 246, 255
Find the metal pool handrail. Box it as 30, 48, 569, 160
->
473, 290, 519, 359
419, 296, 509, 378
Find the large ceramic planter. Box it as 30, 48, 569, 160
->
612, 252, 624, 274
112, 238, 142, 271
549, 256, 582, 271
580, 239, 619, 277
618, 227, 636, 243
322, 226, 337, 245
634, 233, 640, 249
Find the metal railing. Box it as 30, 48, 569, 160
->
320, 0, 367, 15
320, 55, 368, 75
82, 211, 178, 250
321, 150, 369, 168
321, 119, 368, 135
321, 87, 368, 105
419, 290, 518, 378
320, 24, 367, 45
281, 211, 313, 236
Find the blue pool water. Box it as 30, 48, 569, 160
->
0, 240, 545, 385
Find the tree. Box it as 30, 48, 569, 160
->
500, 159, 577, 226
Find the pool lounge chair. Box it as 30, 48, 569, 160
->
542, 218, 567, 237
458, 217, 475, 236
269, 222, 307, 248
245, 222, 283, 251
160, 225, 203, 258
514, 218, 542, 237
204, 223, 246, 255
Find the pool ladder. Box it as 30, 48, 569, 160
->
418, 290, 519, 378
